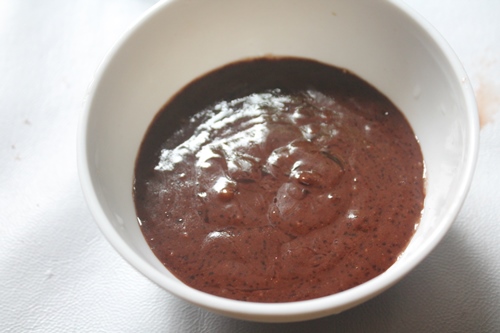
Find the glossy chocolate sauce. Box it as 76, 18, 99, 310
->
134, 57, 425, 302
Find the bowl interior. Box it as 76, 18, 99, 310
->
79, 0, 478, 322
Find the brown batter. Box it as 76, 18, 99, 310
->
133, 57, 425, 302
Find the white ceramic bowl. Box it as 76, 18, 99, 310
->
78, 0, 479, 322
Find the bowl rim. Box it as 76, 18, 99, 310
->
77, 0, 479, 322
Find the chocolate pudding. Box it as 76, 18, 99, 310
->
133, 57, 425, 302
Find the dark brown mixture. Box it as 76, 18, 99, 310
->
133, 57, 425, 302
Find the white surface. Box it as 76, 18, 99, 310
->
79, 0, 478, 322
0, 0, 499, 331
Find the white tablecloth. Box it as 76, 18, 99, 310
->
1, 0, 499, 331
